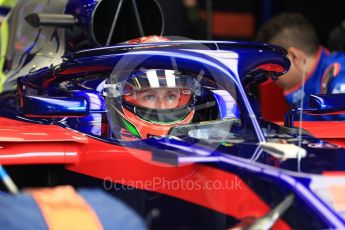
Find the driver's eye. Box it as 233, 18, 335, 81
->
166, 94, 178, 101
143, 94, 157, 102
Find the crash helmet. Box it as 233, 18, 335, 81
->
105, 69, 202, 139
126, 35, 171, 44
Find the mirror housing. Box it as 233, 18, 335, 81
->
284, 93, 345, 127
22, 96, 89, 118
307, 94, 345, 114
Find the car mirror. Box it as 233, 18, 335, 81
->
306, 94, 345, 114
284, 93, 345, 127
21, 96, 89, 118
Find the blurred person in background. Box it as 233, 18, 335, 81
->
256, 13, 345, 120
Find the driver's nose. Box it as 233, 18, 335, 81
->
155, 99, 168, 109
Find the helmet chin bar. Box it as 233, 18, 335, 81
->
121, 107, 195, 139
106, 97, 196, 139
122, 100, 194, 124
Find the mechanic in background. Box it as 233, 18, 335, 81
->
256, 13, 345, 120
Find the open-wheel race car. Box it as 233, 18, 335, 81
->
2, 0, 345, 229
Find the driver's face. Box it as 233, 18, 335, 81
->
134, 88, 181, 109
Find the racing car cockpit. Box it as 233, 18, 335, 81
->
15, 40, 289, 148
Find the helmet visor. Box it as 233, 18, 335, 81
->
122, 69, 199, 90
116, 69, 201, 110
123, 87, 192, 109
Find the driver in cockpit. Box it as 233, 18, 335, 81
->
104, 36, 239, 140
105, 69, 201, 139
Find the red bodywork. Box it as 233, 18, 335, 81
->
276, 121, 345, 148
0, 117, 290, 229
